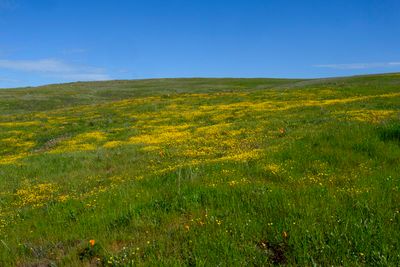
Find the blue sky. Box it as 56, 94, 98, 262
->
0, 0, 399, 88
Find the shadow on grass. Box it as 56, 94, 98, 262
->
378, 120, 400, 143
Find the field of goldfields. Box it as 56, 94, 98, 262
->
0, 74, 399, 266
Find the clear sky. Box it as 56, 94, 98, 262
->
1, 0, 399, 88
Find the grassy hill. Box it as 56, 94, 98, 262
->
0, 74, 399, 266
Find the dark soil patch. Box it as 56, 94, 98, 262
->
257, 239, 288, 265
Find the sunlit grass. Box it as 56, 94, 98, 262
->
0, 75, 399, 266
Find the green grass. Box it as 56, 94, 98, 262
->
0, 74, 399, 266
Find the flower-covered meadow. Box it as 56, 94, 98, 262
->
0, 75, 399, 265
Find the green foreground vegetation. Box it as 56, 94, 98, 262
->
0, 74, 399, 266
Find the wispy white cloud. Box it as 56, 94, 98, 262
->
314, 62, 400, 70
0, 59, 75, 73
0, 58, 111, 81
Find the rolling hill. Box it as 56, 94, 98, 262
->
0, 74, 399, 266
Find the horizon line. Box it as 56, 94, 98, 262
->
1, 72, 399, 90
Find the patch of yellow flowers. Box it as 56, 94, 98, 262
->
16, 183, 58, 207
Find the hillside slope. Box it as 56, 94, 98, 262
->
0, 74, 399, 266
